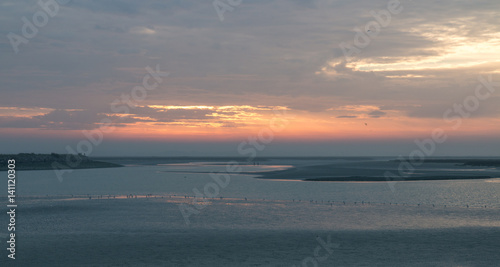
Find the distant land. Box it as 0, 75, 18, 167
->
304, 175, 493, 182
0, 153, 123, 171
394, 158, 500, 167
256, 158, 500, 182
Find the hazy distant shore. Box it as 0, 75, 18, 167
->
304, 175, 493, 182
92, 156, 500, 182
5, 155, 499, 181
395, 158, 500, 167
256, 158, 500, 182
0, 153, 123, 171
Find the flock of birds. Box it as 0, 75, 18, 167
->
61, 194, 491, 209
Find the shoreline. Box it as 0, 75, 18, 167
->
255, 158, 500, 182
303, 175, 495, 182
3, 155, 500, 181
0, 161, 124, 172
0, 153, 123, 171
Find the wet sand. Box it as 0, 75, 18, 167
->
257, 158, 500, 182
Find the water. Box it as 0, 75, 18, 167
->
1, 159, 499, 266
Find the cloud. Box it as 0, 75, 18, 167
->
406, 97, 500, 118
0, 104, 293, 130
0, 109, 121, 130
368, 110, 386, 118
0, 0, 499, 138
0, 116, 44, 128
337, 115, 358, 118
34, 109, 112, 130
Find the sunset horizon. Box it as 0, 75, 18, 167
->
1, 1, 499, 266
2, 0, 500, 157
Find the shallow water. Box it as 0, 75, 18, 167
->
6, 161, 500, 208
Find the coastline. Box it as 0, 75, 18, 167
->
255, 158, 500, 182
0, 161, 124, 172
304, 175, 494, 182
0, 153, 123, 171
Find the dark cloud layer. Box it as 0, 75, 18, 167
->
1, 0, 499, 112
1, 0, 499, 155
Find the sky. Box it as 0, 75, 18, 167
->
0, 0, 499, 156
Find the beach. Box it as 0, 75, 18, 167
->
255, 157, 500, 182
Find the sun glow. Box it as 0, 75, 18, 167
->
320, 25, 500, 76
